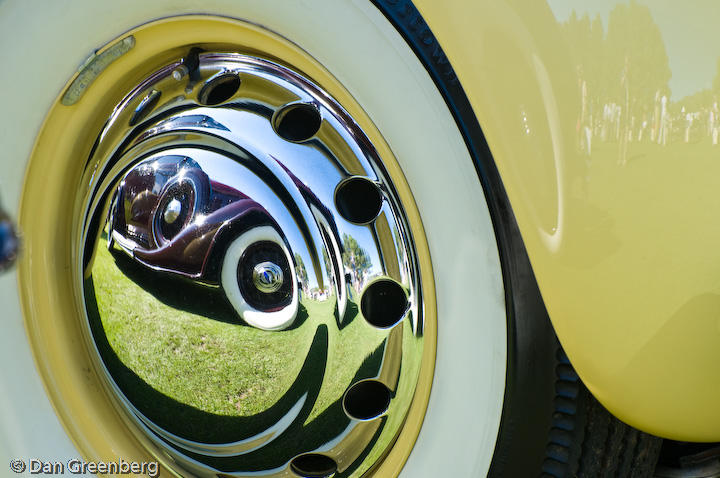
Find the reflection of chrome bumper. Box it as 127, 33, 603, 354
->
111, 230, 137, 257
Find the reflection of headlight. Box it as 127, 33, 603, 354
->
162, 198, 182, 224
155, 178, 197, 242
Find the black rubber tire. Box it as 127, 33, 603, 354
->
542, 348, 662, 478
369, 1, 663, 477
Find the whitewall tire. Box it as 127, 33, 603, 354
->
0, 1, 506, 476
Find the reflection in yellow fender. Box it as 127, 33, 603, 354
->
415, 0, 720, 441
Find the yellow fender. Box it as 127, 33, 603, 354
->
415, 0, 720, 441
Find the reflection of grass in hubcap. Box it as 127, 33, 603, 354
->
89, 241, 386, 435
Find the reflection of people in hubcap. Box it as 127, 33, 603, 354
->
108, 154, 296, 328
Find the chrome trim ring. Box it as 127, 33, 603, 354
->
80, 51, 427, 477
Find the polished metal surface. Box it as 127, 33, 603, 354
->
0, 202, 19, 273
253, 262, 284, 294
79, 51, 425, 477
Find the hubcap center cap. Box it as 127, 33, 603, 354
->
252, 261, 284, 293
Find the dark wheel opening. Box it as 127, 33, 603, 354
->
334, 177, 383, 224
274, 103, 322, 142
360, 278, 408, 328
198, 73, 241, 105
290, 454, 337, 478
343, 380, 392, 420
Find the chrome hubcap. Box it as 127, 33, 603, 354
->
80, 51, 427, 477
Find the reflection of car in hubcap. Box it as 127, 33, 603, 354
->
80, 49, 430, 476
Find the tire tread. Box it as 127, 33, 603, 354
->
545, 347, 662, 478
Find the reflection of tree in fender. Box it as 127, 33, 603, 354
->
562, 1, 670, 161
564, 1, 720, 155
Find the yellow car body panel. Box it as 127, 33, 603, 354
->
415, 0, 720, 441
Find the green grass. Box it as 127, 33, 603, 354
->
92, 243, 314, 417
87, 241, 390, 447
